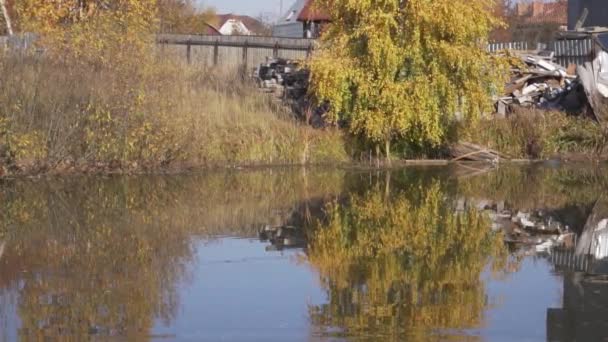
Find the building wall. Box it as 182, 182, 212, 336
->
568, 0, 608, 29
218, 20, 251, 36
272, 23, 304, 38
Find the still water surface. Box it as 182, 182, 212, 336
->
0, 165, 606, 341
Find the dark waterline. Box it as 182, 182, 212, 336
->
0, 165, 607, 341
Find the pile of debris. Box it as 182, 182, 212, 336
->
258, 225, 306, 251
495, 52, 585, 116
254, 58, 328, 127
496, 34, 608, 121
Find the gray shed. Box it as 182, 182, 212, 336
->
273, 0, 308, 38
568, 0, 608, 29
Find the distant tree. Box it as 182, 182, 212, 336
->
255, 12, 274, 36
490, 0, 516, 42
158, 0, 217, 34
15, 0, 158, 69
309, 0, 508, 160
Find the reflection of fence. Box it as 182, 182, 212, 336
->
550, 248, 592, 273
156, 34, 316, 70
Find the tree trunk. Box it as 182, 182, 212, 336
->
0, 0, 13, 36
385, 139, 391, 164
0, 241, 5, 262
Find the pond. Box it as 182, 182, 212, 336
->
0, 165, 607, 341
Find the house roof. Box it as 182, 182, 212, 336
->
202, 22, 221, 35
215, 14, 268, 35
298, 0, 331, 22
275, 0, 331, 26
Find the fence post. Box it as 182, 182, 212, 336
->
213, 39, 219, 66
186, 40, 191, 65
273, 42, 279, 59
306, 42, 313, 58
242, 40, 248, 68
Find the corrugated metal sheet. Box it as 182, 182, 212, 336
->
551, 38, 594, 66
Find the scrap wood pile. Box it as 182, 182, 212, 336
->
253, 58, 328, 127
450, 142, 511, 162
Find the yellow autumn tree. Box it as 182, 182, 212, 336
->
15, 0, 157, 68
309, 0, 508, 159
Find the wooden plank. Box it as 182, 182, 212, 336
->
156, 34, 316, 51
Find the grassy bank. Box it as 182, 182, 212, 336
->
0, 53, 348, 176
459, 108, 608, 160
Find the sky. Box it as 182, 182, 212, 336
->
197, 0, 296, 18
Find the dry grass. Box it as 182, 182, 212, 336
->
0, 52, 348, 175
458, 108, 608, 159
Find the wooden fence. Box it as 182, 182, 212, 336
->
156, 34, 316, 70
162, 36, 596, 69
487, 38, 595, 67
1, 33, 598, 69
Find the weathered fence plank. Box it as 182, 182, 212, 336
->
155, 34, 316, 70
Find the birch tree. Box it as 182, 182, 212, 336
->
0, 0, 13, 35
309, 0, 508, 159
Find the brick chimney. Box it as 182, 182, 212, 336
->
532, 2, 544, 17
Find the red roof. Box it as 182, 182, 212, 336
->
202, 23, 221, 35
297, 0, 331, 22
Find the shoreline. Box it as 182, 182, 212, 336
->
2, 155, 606, 180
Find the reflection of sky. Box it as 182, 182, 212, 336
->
0, 237, 567, 341
477, 257, 562, 342
153, 238, 327, 341
156, 238, 565, 341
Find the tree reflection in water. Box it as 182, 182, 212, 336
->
306, 181, 507, 340
0, 170, 344, 339
0, 178, 195, 339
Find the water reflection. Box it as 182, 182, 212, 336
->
0, 165, 607, 340
305, 181, 506, 340
0, 170, 343, 340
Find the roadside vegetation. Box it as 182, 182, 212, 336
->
0, 1, 347, 176
1, 0, 606, 177
309, 0, 509, 160
308, 0, 608, 161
